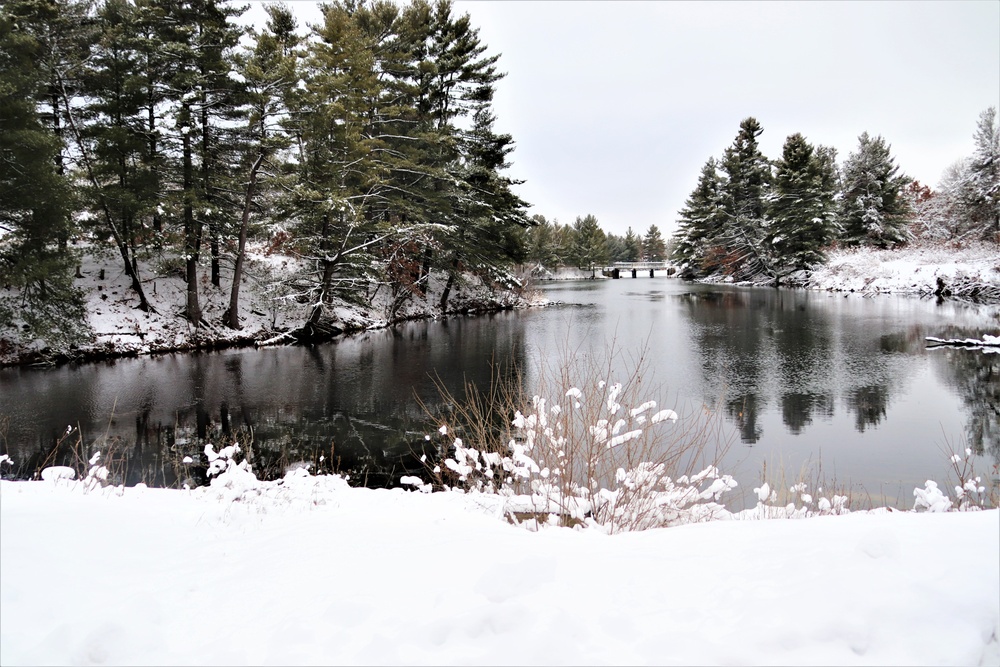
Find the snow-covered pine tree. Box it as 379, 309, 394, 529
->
767, 133, 839, 275
838, 132, 911, 248
225, 4, 300, 330
0, 0, 87, 344
717, 117, 774, 279
964, 106, 999, 242
571, 214, 608, 271
642, 224, 666, 261
671, 157, 724, 275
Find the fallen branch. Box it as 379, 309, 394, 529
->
925, 334, 1000, 349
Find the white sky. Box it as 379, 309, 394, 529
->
238, 0, 1000, 237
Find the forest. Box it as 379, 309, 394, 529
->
2, 0, 998, 351
1, 0, 531, 345
518, 110, 998, 280
667, 112, 999, 283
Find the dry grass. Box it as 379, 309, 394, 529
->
421, 338, 738, 532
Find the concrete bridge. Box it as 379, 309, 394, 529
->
600, 262, 677, 278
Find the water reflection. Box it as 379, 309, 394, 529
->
931, 344, 1000, 465
673, 288, 986, 447
1, 281, 997, 497
0, 311, 531, 487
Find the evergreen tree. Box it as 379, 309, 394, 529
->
965, 106, 999, 241
571, 214, 607, 270
525, 215, 562, 268
439, 79, 529, 311
604, 233, 628, 263
767, 133, 838, 274
622, 227, 642, 262
79, 0, 161, 304
225, 4, 300, 329
410, 0, 528, 312
0, 0, 86, 343
838, 132, 911, 248
293, 0, 392, 324
552, 221, 577, 267
717, 117, 773, 278
642, 224, 666, 261
670, 157, 724, 274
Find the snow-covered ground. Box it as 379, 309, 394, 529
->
0, 243, 545, 366
1, 470, 997, 666
806, 242, 1000, 298
2, 242, 997, 366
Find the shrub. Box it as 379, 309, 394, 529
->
417, 342, 738, 533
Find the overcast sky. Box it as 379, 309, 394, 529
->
240, 1, 1000, 237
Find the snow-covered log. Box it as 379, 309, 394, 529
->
925, 334, 1000, 349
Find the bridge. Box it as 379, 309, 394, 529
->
599, 261, 677, 279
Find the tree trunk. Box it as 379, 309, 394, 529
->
226, 154, 263, 329
183, 106, 202, 325
56, 73, 154, 312
147, 79, 161, 232
419, 247, 433, 296
309, 212, 335, 325
439, 257, 459, 313
211, 231, 220, 288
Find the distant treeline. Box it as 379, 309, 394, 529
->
669, 112, 999, 283
521, 215, 669, 271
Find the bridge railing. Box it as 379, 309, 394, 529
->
606, 261, 671, 270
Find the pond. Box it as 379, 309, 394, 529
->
1, 278, 998, 508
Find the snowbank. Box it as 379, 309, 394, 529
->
806, 243, 1000, 300
1, 474, 997, 666
0, 245, 547, 367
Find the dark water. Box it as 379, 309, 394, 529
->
2, 279, 998, 506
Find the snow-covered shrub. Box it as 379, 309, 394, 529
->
423, 346, 737, 533
82, 451, 110, 492
197, 441, 351, 515
913, 447, 996, 512
913, 480, 953, 512
744, 464, 856, 519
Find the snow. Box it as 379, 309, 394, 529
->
1, 475, 997, 666
806, 242, 1000, 297
0, 242, 547, 365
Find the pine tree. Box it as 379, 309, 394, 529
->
642, 224, 666, 261
717, 117, 773, 278
411, 0, 527, 311
767, 133, 838, 274
671, 157, 724, 275
525, 215, 562, 268
604, 233, 625, 263
294, 0, 387, 324
79, 0, 161, 305
0, 0, 86, 343
622, 227, 642, 262
965, 106, 999, 241
571, 214, 607, 270
225, 4, 300, 329
838, 132, 911, 248
150, 0, 245, 325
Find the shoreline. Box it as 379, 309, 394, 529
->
3, 242, 997, 368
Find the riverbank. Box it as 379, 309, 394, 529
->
697, 242, 1000, 302
0, 244, 548, 368
804, 242, 1000, 301
1, 474, 997, 666
3, 241, 997, 368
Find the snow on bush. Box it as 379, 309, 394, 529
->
426, 382, 738, 533
198, 442, 350, 515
